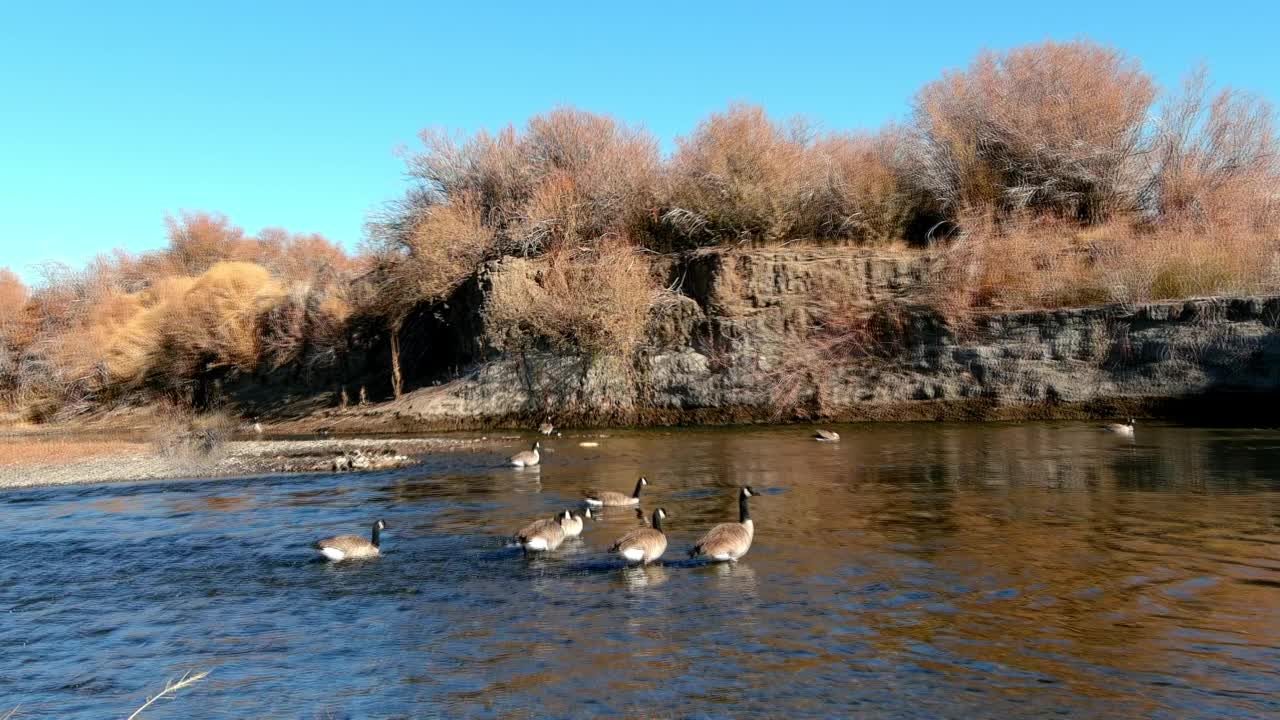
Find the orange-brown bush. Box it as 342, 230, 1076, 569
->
485, 240, 655, 356
395, 107, 660, 258
0, 269, 27, 343
164, 211, 257, 274
103, 262, 284, 385
907, 40, 1155, 222
1145, 69, 1280, 231
368, 108, 663, 377
661, 105, 913, 248
367, 197, 495, 326
662, 104, 812, 246
3, 216, 356, 417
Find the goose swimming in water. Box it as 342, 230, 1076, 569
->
313, 519, 387, 562
813, 429, 840, 442
690, 487, 756, 562
1102, 419, 1135, 437
559, 507, 592, 537
584, 477, 647, 507
510, 441, 541, 467
513, 511, 574, 552
609, 508, 669, 564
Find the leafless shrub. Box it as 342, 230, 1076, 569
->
807, 128, 916, 244
905, 40, 1155, 222
662, 104, 813, 246
1143, 67, 1280, 230
661, 104, 917, 248
486, 240, 656, 356
153, 410, 235, 464
392, 107, 660, 257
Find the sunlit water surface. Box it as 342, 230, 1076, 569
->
2, 423, 1278, 718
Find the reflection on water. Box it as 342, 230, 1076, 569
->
2, 423, 1279, 718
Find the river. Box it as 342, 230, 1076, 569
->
2, 423, 1278, 718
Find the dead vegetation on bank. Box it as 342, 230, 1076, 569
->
2, 40, 1278, 425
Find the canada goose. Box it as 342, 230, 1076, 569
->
510, 441, 541, 467
813, 429, 840, 442
539, 418, 555, 436
513, 512, 568, 552
1103, 419, 1135, 436
609, 508, 669, 564
559, 507, 592, 538
690, 487, 756, 562
584, 477, 647, 507
313, 519, 387, 561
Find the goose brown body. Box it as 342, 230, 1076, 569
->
690, 488, 756, 562
1103, 419, 1135, 436
514, 514, 567, 552
559, 508, 591, 537
314, 520, 386, 561
510, 441, 542, 467
609, 508, 668, 564
584, 477, 647, 507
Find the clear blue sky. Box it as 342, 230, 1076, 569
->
1, 0, 1276, 282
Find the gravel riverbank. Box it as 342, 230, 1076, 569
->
0, 436, 503, 489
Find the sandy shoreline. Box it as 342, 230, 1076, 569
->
0, 435, 508, 490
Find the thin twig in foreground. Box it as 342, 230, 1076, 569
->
125, 670, 210, 720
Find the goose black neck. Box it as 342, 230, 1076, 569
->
371, 524, 382, 548
739, 494, 751, 523
651, 511, 663, 533
632, 479, 645, 499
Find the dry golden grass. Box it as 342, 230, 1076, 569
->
103, 263, 283, 384
177, 261, 284, 370
933, 209, 1280, 318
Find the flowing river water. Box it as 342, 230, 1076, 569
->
2, 423, 1278, 718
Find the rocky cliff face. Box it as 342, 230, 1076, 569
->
343, 248, 1280, 429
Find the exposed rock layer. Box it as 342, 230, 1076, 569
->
323, 248, 1280, 429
